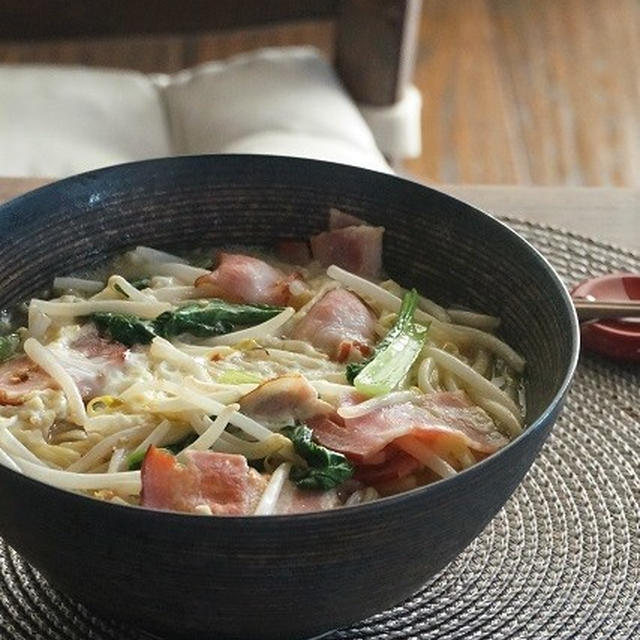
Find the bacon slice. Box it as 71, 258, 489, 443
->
275, 240, 311, 266
50, 329, 128, 400
0, 356, 57, 405
289, 288, 376, 361
239, 374, 333, 424
354, 449, 421, 487
70, 328, 127, 363
310, 225, 384, 278
141, 447, 267, 515
195, 252, 299, 305
329, 208, 367, 230
0, 328, 128, 405
311, 391, 508, 463
272, 478, 341, 514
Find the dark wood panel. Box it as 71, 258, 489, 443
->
335, 0, 422, 105
0, 0, 339, 40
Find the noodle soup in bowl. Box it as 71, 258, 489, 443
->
0, 155, 579, 640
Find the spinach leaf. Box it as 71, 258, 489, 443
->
152, 304, 233, 339
92, 312, 156, 347
130, 277, 151, 290
113, 278, 150, 299
0, 333, 20, 363
153, 300, 284, 339
281, 424, 353, 491
91, 299, 284, 346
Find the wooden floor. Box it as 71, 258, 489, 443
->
1, 0, 639, 187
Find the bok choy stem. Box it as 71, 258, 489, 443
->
352, 289, 428, 397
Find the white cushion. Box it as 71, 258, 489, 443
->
0, 48, 390, 178
220, 130, 390, 173
157, 47, 388, 168
358, 85, 423, 160
0, 65, 172, 177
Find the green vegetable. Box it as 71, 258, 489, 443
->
218, 370, 263, 384
113, 278, 150, 298
153, 300, 284, 339
92, 312, 156, 347
91, 299, 284, 346
281, 424, 353, 490
127, 433, 197, 470
350, 289, 428, 396
112, 283, 129, 298
130, 277, 151, 290
126, 448, 147, 471
0, 333, 20, 363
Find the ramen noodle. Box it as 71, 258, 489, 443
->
0, 210, 525, 515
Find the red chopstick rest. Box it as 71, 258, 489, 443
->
572, 273, 640, 362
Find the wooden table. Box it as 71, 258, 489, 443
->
1, 177, 638, 252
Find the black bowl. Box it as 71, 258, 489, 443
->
0, 155, 579, 640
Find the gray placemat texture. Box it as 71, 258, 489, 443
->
0, 219, 638, 640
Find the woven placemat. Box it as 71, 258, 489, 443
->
0, 219, 638, 640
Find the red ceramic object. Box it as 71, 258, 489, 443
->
572, 273, 640, 362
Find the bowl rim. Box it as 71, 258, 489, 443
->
0, 153, 581, 522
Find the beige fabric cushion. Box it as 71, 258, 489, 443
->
0, 65, 171, 177
0, 47, 390, 178
157, 47, 388, 171
220, 130, 390, 173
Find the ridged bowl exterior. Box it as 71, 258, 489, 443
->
0, 155, 579, 639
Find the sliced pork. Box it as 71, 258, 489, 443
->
275, 240, 311, 266
141, 447, 267, 515
311, 391, 508, 463
70, 328, 127, 363
310, 225, 384, 278
272, 478, 341, 514
328, 208, 367, 230
0, 356, 57, 405
289, 288, 376, 361
195, 252, 299, 306
239, 374, 333, 424
354, 449, 421, 487
0, 328, 129, 405
51, 328, 128, 399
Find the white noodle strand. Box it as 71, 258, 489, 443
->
0, 424, 52, 467
417, 358, 438, 394
30, 299, 171, 319
150, 337, 209, 380
425, 346, 521, 419
183, 405, 238, 453
108, 448, 126, 473
150, 263, 211, 283
14, 458, 141, 493
108, 275, 152, 302
254, 463, 291, 515
0, 448, 20, 472
395, 437, 457, 479
23, 338, 86, 426
129, 420, 173, 459
66, 425, 149, 472
53, 277, 104, 295
154, 381, 272, 441
132, 246, 187, 264
337, 390, 418, 419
